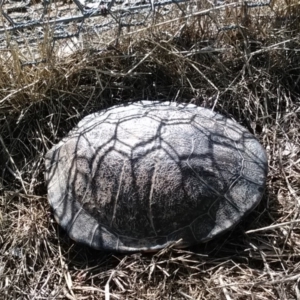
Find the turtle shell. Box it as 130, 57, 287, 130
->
45, 101, 268, 252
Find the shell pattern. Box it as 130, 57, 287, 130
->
45, 101, 268, 252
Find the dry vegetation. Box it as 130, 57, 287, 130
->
1, 0, 300, 298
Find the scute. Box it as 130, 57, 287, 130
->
45, 101, 268, 252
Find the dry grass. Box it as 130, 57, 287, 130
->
1, 0, 300, 299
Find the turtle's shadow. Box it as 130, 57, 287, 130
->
189, 186, 281, 268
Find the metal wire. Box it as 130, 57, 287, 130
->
0, 0, 272, 61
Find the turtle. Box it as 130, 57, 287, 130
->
45, 101, 268, 252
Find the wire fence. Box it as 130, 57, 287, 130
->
0, 0, 272, 63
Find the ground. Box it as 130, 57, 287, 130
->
0, 0, 300, 299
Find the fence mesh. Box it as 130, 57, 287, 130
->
0, 0, 272, 64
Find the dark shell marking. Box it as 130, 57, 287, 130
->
45, 101, 268, 252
